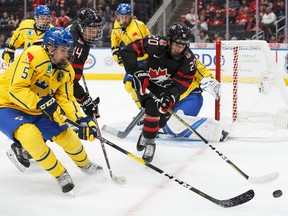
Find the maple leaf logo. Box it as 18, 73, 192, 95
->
148, 67, 172, 88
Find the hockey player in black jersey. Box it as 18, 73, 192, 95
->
120, 23, 196, 162
66, 7, 103, 117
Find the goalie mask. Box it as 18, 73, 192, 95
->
34, 5, 51, 31
43, 27, 74, 69
77, 7, 103, 46
167, 23, 191, 60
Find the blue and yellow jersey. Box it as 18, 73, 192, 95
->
111, 19, 150, 64
0, 45, 83, 121
8, 19, 53, 49
179, 59, 213, 101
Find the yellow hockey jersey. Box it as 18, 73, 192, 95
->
8, 19, 54, 49
111, 19, 150, 64
0, 45, 84, 122
180, 59, 214, 100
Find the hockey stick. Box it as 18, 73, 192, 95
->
147, 89, 279, 184
65, 117, 254, 208
101, 108, 145, 138
81, 76, 127, 185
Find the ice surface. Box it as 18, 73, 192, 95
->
0, 80, 287, 216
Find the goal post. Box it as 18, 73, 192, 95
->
215, 40, 288, 138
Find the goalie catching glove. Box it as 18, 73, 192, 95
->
76, 117, 98, 141
37, 95, 65, 125
2, 45, 15, 63
156, 93, 176, 114
77, 94, 100, 118
133, 70, 149, 95
200, 77, 221, 99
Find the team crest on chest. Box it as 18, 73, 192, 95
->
148, 67, 172, 88
132, 32, 138, 39
27, 30, 33, 37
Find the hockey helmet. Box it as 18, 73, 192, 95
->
43, 27, 74, 68
34, 5, 51, 31
167, 23, 191, 45
117, 4, 132, 15
77, 7, 103, 46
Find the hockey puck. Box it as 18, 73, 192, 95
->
273, 190, 283, 198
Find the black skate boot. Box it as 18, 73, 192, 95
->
56, 170, 74, 193
6, 143, 31, 171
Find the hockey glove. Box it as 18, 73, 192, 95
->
2, 45, 15, 63
111, 46, 123, 65
76, 117, 98, 141
78, 94, 100, 118
157, 94, 175, 114
37, 95, 65, 125
133, 70, 149, 95
200, 77, 221, 99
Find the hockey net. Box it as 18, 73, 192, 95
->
215, 40, 288, 139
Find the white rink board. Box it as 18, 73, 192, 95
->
0, 43, 287, 78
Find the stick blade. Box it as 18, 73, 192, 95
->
248, 172, 279, 184
217, 189, 255, 208
101, 125, 128, 138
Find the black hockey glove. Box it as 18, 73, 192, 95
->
156, 94, 175, 114
111, 46, 123, 65
133, 70, 149, 95
76, 117, 98, 141
2, 45, 15, 63
37, 95, 65, 125
78, 94, 100, 118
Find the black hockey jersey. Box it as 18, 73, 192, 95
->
120, 35, 196, 99
66, 22, 91, 99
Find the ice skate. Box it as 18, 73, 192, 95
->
136, 133, 146, 151
6, 143, 32, 172
142, 143, 156, 163
56, 170, 74, 193
80, 161, 104, 176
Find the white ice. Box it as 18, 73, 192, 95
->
0, 80, 287, 216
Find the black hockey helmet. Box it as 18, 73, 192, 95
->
167, 23, 191, 45
77, 7, 103, 46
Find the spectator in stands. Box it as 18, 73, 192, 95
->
246, 14, 262, 31
198, 14, 208, 32
209, 10, 224, 25
268, 33, 279, 43
103, 5, 114, 22
236, 6, 251, 27
231, 36, 237, 40
240, 0, 250, 8
5, 30, 15, 45
72, 0, 85, 14
222, 2, 237, 24
261, 6, 277, 41
228, 0, 240, 10
262, 0, 273, 9
50, 11, 58, 26
109, 0, 119, 11
184, 6, 198, 28
195, 29, 209, 43
250, 0, 262, 15
66, 5, 77, 19
7, 14, 19, 27
273, 0, 283, 11
0, 11, 10, 25
56, 8, 70, 27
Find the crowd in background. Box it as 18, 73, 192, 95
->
180, 0, 286, 43
0, 0, 286, 48
0, 0, 162, 48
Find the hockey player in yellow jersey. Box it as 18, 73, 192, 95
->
1, 5, 53, 63
0, 27, 104, 193
111, 3, 150, 108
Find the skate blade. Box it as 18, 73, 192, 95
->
6, 149, 26, 172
